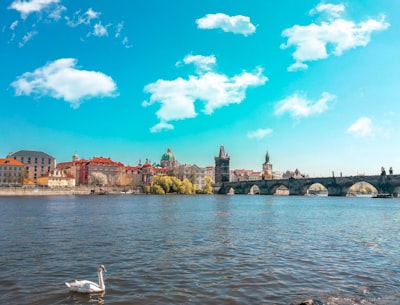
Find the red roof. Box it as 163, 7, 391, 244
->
88, 157, 124, 167
0, 158, 24, 166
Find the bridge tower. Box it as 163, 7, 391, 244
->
262, 150, 273, 179
215, 145, 230, 183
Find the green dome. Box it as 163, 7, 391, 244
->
161, 148, 176, 161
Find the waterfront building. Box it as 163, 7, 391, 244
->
231, 169, 262, 182
7, 150, 56, 184
0, 158, 24, 186
282, 169, 308, 179
37, 169, 76, 188
204, 166, 215, 183
214, 145, 230, 183
57, 154, 126, 186
176, 164, 205, 190
125, 159, 169, 189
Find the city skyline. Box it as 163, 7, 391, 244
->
1, 0, 399, 177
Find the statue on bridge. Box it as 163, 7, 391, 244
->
389, 167, 393, 175
381, 166, 386, 176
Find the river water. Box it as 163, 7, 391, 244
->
0, 195, 399, 305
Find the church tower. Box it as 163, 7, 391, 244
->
262, 150, 273, 179
214, 145, 230, 183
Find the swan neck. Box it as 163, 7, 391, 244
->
98, 269, 105, 290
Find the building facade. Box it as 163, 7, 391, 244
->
7, 150, 56, 184
37, 169, 76, 188
0, 158, 24, 186
214, 145, 230, 183
57, 155, 126, 186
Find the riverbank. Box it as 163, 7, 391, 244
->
0, 187, 93, 196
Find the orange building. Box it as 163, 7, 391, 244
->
0, 158, 25, 186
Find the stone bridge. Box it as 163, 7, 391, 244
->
217, 174, 400, 196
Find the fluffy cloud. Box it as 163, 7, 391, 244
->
281, 2, 390, 71
274, 92, 335, 118
11, 58, 117, 108
347, 117, 372, 137
247, 128, 273, 140
143, 54, 267, 132
196, 13, 256, 36
8, 0, 63, 19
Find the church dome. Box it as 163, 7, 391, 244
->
161, 148, 176, 161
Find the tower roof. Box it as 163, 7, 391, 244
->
161, 148, 176, 161
265, 150, 270, 164
8, 150, 54, 159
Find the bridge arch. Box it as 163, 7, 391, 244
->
347, 181, 377, 197
248, 185, 260, 195
305, 183, 328, 196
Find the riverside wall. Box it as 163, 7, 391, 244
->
0, 186, 93, 196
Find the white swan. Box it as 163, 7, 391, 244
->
65, 265, 106, 293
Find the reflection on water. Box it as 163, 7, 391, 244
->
0, 195, 399, 304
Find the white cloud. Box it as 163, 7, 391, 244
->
347, 117, 372, 137
309, 3, 345, 18
143, 54, 267, 132
150, 121, 174, 133
247, 128, 273, 140
47, 4, 66, 20
19, 30, 38, 48
274, 92, 335, 118
92, 22, 108, 37
11, 58, 117, 108
196, 13, 256, 36
9, 0, 61, 18
177, 54, 216, 73
10, 20, 19, 31
65, 8, 100, 27
281, 2, 390, 71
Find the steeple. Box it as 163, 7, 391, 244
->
265, 150, 270, 164
262, 150, 273, 179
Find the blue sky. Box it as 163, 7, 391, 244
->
1, 0, 399, 177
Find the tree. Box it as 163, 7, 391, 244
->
153, 184, 165, 195
89, 172, 108, 186
150, 174, 194, 194
179, 178, 194, 194
202, 175, 214, 194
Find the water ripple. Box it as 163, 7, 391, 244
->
0, 195, 399, 304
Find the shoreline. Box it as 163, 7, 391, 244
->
0, 187, 97, 196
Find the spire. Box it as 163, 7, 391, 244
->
219, 145, 226, 158
265, 150, 270, 164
